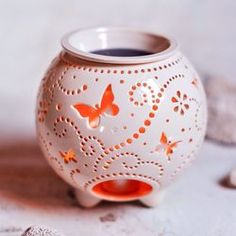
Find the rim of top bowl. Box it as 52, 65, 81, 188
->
61, 26, 178, 64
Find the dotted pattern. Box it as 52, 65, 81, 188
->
37, 65, 88, 123
83, 172, 161, 190
168, 96, 205, 181
128, 80, 159, 107
189, 98, 203, 131
57, 67, 88, 95
37, 53, 206, 193
50, 156, 64, 171
53, 116, 81, 138
169, 148, 197, 182
80, 136, 105, 157
38, 133, 64, 172
37, 100, 49, 123
39, 68, 56, 103
60, 53, 183, 75
93, 80, 162, 172
102, 152, 164, 177
161, 74, 184, 90
70, 168, 81, 185
93, 74, 186, 172
37, 68, 57, 123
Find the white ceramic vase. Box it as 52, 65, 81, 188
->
36, 27, 207, 207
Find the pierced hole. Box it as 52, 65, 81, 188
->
56, 104, 61, 111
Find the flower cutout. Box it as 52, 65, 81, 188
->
59, 149, 77, 164
171, 91, 189, 115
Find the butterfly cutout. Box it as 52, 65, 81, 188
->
59, 149, 77, 164
73, 84, 119, 128
154, 132, 181, 159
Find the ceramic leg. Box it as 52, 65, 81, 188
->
74, 188, 101, 208
140, 190, 165, 207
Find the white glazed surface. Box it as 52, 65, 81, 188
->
1, 0, 235, 234
36, 40, 207, 202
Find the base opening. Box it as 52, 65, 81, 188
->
92, 179, 152, 201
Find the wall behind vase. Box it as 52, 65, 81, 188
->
0, 0, 235, 136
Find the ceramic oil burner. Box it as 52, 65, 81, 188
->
36, 27, 207, 207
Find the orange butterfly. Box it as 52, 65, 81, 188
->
73, 84, 119, 128
154, 132, 181, 159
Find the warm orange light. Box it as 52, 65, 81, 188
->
92, 179, 152, 201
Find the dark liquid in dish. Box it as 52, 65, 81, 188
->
91, 48, 153, 57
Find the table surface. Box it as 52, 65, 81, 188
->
1, 0, 236, 235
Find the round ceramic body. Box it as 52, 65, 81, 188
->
36, 27, 207, 206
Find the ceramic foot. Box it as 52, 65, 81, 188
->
140, 190, 165, 207
74, 189, 101, 208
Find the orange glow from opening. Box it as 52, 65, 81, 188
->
92, 179, 152, 201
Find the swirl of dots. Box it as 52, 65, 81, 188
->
102, 152, 164, 177
56, 66, 88, 95
53, 116, 82, 139
102, 152, 138, 170
83, 172, 161, 190
80, 135, 106, 157
123, 159, 164, 177
128, 81, 159, 107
